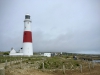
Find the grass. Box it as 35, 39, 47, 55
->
5, 57, 100, 75
38, 56, 81, 69
1, 55, 100, 75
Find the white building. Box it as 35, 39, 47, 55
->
10, 48, 16, 54
44, 53, 51, 57
9, 48, 23, 56
19, 48, 23, 53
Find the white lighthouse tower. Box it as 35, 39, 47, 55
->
23, 14, 33, 56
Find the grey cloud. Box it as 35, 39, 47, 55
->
0, 0, 100, 54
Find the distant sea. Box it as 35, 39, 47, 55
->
92, 60, 100, 63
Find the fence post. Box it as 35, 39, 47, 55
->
1, 59, 2, 63
20, 58, 22, 69
15, 59, 17, 63
10, 60, 11, 66
5, 60, 7, 69
80, 64, 82, 73
42, 62, 45, 70
63, 65, 65, 74
92, 62, 94, 69
0, 68, 5, 75
88, 62, 91, 71
16, 59, 18, 63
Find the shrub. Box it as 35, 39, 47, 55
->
28, 58, 31, 60
76, 63, 79, 66
39, 63, 42, 69
3, 52, 9, 55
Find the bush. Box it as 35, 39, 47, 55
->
28, 58, 31, 60
39, 63, 42, 69
3, 52, 9, 55
76, 63, 79, 66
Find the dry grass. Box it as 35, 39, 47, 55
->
5, 63, 100, 75
1, 56, 100, 75
5, 68, 54, 75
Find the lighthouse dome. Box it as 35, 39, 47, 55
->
25, 13, 30, 15
25, 14, 30, 19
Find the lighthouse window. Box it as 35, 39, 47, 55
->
25, 15, 30, 19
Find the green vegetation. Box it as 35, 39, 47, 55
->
0, 56, 30, 63
22, 57, 43, 64
3, 52, 9, 55
39, 56, 80, 69
0, 54, 92, 71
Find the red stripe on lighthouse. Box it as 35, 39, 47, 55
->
23, 31, 32, 42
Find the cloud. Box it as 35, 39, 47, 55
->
0, 0, 100, 54
33, 29, 100, 53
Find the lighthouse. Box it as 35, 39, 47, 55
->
23, 14, 33, 56
9, 14, 33, 56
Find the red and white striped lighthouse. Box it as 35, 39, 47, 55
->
23, 14, 33, 56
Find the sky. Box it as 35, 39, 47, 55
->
0, 0, 100, 54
